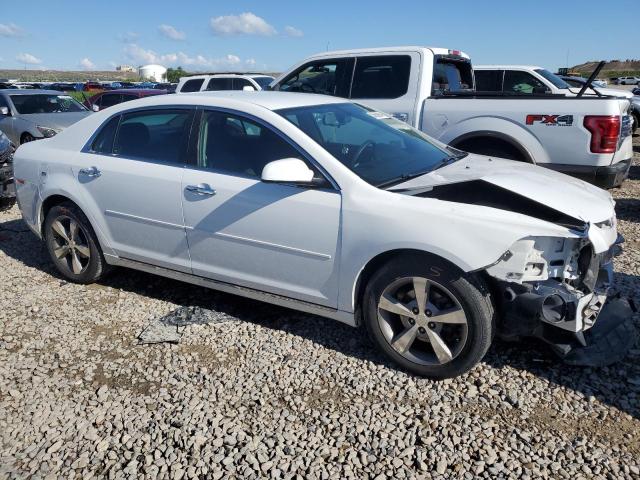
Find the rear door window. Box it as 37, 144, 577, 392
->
350, 55, 411, 99
277, 58, 354, 97
113, 109, 194, 164
233, 78, 255, 90
91, 116, 120, 154
180, 79, 204, 93
432, 57, 474, 95
206, 78, 233, 91
503, 70, 547, 94
474, 70, 503, 92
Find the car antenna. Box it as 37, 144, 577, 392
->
576, 61, 605, 98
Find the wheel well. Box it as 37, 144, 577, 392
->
451, 134, 533, 163
40, 195, 76, 234
353, 249, 464, 319
20, 132, 34, 144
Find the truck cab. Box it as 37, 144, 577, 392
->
272, 48, 633, 188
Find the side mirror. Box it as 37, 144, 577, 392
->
0, 106, 9, 116
242, 85, 256, 92
91, 104, 100, 112
261, 158, 315, 184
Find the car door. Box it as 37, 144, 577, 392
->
181, 109, 342, 306
76, 107, 195, 271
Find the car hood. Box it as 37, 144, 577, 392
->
19, 112, 92, 130
390, 155, 614, 224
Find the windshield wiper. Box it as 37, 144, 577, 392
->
434, 152, 468, 170
376, 170, 433, 189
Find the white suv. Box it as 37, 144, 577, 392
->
176, 73, 275, 93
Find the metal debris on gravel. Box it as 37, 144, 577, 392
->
139, 306, 235, 344
0, 137, 638, 479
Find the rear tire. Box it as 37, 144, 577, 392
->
363, 254, 495, 379
44, 202, 108, 283
454, 137, 528, 162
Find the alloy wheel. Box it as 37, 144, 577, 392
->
377, 277, 469, 365
50, 216, 91, 275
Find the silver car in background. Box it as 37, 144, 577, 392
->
0, 90, 91, 145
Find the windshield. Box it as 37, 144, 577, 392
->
253, 76, 275, 89
534, 69, 570, 89
10, 94, 87, 114
432, 57, 474, 95
277, 103, 465, 187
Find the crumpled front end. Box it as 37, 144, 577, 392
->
485, 219, 636, 366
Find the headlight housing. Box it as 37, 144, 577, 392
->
36, 125, 60, 138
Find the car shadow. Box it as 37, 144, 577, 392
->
0, 216, 638, 420
615, 198, 640, 223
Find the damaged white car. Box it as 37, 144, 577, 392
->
13, 92, 636, 379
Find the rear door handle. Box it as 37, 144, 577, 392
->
79, 166, 101, 178
186, 183, 216, 196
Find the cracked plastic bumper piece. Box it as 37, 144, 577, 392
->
559, 296, 637, 367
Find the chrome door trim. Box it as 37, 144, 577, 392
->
103, 254, 356, 326
213, 231, 332, 260
104, 209, 184, 230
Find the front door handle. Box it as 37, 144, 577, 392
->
186, 183, 216, 196
79, 166, 101, 178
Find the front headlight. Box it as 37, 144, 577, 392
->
36, 125, 60, 138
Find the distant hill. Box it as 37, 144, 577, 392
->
0, 69, 141, 82
570, 60, 640, 78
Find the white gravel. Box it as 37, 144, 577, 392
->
1, 139, 639, 479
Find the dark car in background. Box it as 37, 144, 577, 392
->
0, 130, 15, 211
83, 89, 168, 111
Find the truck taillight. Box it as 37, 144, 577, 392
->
583, 115, 620, 154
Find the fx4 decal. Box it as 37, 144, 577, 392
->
526, 114, 574, 126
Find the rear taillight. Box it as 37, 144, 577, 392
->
583, 115, 620, 153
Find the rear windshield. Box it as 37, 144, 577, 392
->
432, 57, 474, 95
10, 94, 87, 114
534, 69, 570, 89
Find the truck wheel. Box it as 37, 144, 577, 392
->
454, 137, 528, 162
44, 202, 108, 284
363, 255, 494, 379
21, 133, 36, 144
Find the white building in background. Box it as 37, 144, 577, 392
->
138, 64, 167, 82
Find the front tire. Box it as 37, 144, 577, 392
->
363, 255, 494, 379
44, 202, 108, 283
21, 133, 36, 144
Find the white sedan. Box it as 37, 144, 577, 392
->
13, 91, 633, 378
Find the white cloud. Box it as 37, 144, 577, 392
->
123, 44, 252, 70
283, 26, 303, 37
158, 24, 186, 41
16, 53, 42, 65
0, 23, 23, 37
210, 12, 276, 36
79, 58, 96, 70
118, 31, 140, 42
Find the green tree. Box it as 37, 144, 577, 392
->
166, 66, 187, 83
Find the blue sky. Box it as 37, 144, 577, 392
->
1, 0, 637, 72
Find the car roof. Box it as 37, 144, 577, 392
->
0, 89, 66, 95
111, 91, 348, 111
102, 89, 167, 94
307, 46, 470, 60
475, 65, 542, 70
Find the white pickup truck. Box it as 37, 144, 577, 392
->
271, 47, 634, 188
474, 65, 639, 134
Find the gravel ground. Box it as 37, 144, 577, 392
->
1, 139, 639, 479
